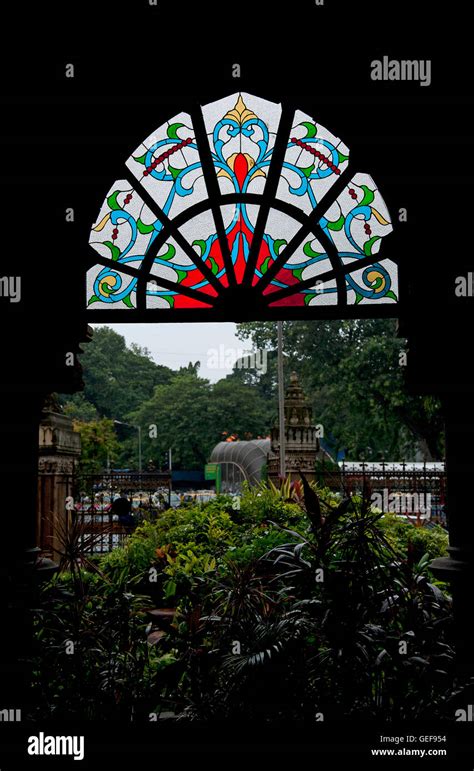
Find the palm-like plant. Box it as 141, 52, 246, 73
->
49, 512, 113, 596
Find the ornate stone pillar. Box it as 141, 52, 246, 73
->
37, 399, 81, 559
430, 393, 474, 677
401, 308, 474, 677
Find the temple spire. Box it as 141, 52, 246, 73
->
268, 371, 325, 484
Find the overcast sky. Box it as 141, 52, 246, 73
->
93, 322, 254, 382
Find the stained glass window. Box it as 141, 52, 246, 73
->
87, 93, 398, 317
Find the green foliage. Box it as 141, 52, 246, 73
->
100, 502, 239, 581
128, 371, 272, 469
30, 570, 159, 720
60, 326, 274, 471
32, 482, 462, 722
380, 513, 449, 562
161, 549, 217, 603
72, 417, 120, 475
224, 528, 292, 565
188, 486, 457, 721
59, 320, 446, 473
60, 326, 173, 423
237, 319, 444, 460
236, 481, 305, 526
62, 392, 99, 421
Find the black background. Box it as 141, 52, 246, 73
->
1, 0, 473, 763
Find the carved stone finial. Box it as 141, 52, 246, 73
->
42, 393, 62, 414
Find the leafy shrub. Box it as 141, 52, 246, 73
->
101, 505, 238, 577
32, 481, 463, 723
224, 527, 292, 565
380, 513, 449, 561
30, 570, 159, 720
237, 482, 306, 527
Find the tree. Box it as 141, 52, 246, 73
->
211, 376, 274, 440
237, 319, 444, 460
61, 326, 173, 421
59, 327, 276, 471
72, 418, 121, 475
128, 370, 273, 470
62, 393, 99, 422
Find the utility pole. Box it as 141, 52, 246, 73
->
137, 425, 142, 475
168, 447, 172, 507
277, 320, 286, 478
114, 420, 142, 474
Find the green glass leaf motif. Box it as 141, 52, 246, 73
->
370, 275, 384, 290
106, 191, 122, 211
168, 165, 182, 180
301, 164, 315, 178
304, 292, 316, 305
164, 295, 175, 307
167, 123, 185, 140
101, 283, 114, 294
137, 219, 155, 235
103, 241, 121, 261
338, 150, 349, 164
159, 244, 176, 261
122, 294, 134, 308
303, 241, 322, 258
274, 239, 287, 255
133, 152, 147, 165
354, 292, 364, 304
260, 257, 271, 275
385, 289, 398, 301
359, 185, 375, 207
300, 121, 317, 139
87, 295, 101, 306
208, 256, 219, 275
363, 236, 381, 256
292, 267, 304, 281
175, 269, 188, 283
327, 215, 345, 232
193, 240, 206, 257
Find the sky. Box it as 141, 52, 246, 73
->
93, 322, 254, 382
